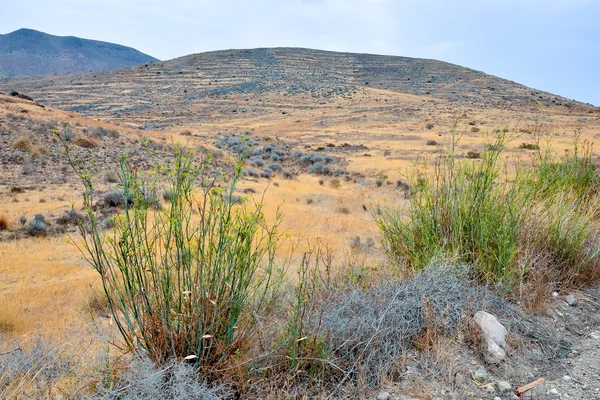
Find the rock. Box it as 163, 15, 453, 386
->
549, 388, 559, 395
494, 397, 502, 400
496, 380, 512, 393
563, 375, 572, 382
474, 311, 508, 363
566, 294, 579, 307
376, 392, 391, 400
473, 368, 489, 383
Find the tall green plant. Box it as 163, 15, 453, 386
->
377, 129, 527, 283
60, 137, 286, 371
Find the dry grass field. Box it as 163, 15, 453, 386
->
1, 48, 600, 398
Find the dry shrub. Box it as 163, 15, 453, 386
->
516, 194, 600, 308
315, 265, 491, 387
10, 136, 33, 152
0, 307, 18, 333
0, 214, 8, 231
73, 135, 99, 148
30, 145, 48, 159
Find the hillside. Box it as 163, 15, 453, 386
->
0, 28, 158, 76
2, 47, 594, 121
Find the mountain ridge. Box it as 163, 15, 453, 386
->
0, 28, 159, 77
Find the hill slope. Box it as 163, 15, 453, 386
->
1, 47, 596, 130
0, 28, 158, 76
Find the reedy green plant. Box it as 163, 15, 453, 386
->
377, 123, 600, 290
59, 135, 287, 372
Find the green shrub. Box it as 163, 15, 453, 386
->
67, 148, 287, 372
376, 129, 600, 291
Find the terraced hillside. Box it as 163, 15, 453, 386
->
2, 48, 595, 130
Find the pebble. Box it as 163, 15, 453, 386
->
566, 294, 579, 307
376, 392, 391, 400
563, 375, 572, 382
549, 388, 559, 395
496, 380, 512, 393
473, 368, 489, 383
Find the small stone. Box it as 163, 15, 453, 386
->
549, 388, 559, 395
552, 291, 559, 297
496, 380, 512, 393
473, 311, 508, 363
473, 368, 489, 383
494, 397, 502, 400
376, 392, 391, 400
563, 375, 572, 382
565, 294, 579, 307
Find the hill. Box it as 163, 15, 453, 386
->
0, 28, 158, 76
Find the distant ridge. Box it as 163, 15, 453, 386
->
0, 28, 158, 76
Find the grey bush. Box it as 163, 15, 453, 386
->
93, 358, 232, 400
314, 265, 494, 386
56, 209, 83, 226
250, 158, 265, 168
104, 189, 132, 208
292, 150, 304, 159
268, 163, 282, 172
260, 168, 274, 178
242, 168, 259, 178
27, 217, 48, 236
308, 162, 331, 175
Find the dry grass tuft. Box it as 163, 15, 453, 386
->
73, 135, 100, 149
10, 136, 33, 153
0, 214, 8, 231
0, 308, 18, 333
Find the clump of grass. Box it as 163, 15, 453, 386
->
337, 207, 350, 215
377, 127, 600, 295
11, 137, 33, 152
56, 208, 83, 226
0, 214, 8, 231
519, 142, 539, 150
329, 179, 341, 189
73, 136, 99, 149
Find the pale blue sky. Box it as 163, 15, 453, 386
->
2, 0, 599, 105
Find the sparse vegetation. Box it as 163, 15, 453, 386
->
11, 136, 33, 152
26, 214, 48, 236
377, 129, 600, 301
0, 215, 8, 231
519, 142, 540, 150
73, 135, 99, 148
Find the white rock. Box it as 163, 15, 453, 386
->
376, 392, 391, 400
474, 311, 507, 347
496, 380, 512, 393
565, 294, 579, 307
549, 388, 559, 395
563, 375, 572, 382
474, 311, 508, 362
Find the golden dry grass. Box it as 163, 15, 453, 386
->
0, 88, 599, 345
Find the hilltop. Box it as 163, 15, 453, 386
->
0, 28, 158, 77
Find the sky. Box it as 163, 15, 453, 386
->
2, 0, 599, 105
